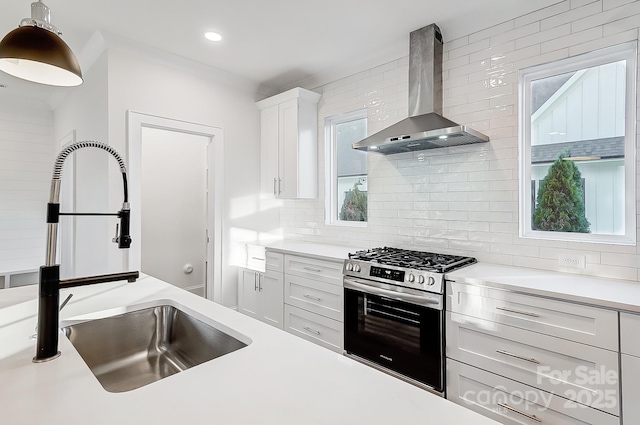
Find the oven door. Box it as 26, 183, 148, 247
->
344, 277, 444, 393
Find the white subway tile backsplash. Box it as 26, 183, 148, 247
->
491, 22, 541, 46
542, 2, 602, 31
569, 28, 638, 55
448, 38, 492, 60
281, 1, 640, 283
469, 21, 516, 44
515, 1, 571, 27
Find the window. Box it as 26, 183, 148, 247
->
325, 110, 368, 226
519, 42, 637, 245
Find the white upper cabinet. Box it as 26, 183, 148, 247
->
256, 88, 321, 199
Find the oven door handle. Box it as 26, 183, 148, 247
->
344, 278, 442, 309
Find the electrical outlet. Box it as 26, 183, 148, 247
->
558, 253, 586, 269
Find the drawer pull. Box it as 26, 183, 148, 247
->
496, 349, 540, 364
496, 306, 540, 318
303, 294, 322, 301
302, 266, 322, 273
497, 402, 542, 423
250, 257, 265, 261
303, 326, 321, 335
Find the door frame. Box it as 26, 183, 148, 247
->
126, 111, 224, 302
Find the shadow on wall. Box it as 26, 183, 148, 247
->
228, 195, 283, 267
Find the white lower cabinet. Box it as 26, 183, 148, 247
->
237, 252, 284, 329
620, 312, 640, 425
446, 280, 622, 424
283, 254, 344, 353
622, 354, 640, 424
447, 311, 619, 415
448, 359, 619, 425
284, 304, 343, 353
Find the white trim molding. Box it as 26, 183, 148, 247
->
518, 41, 637, 246
127, 111, 224, 302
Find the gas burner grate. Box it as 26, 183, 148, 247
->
349, 247, 476, 273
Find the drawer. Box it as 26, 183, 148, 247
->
622, 354, 640, 424
447, 281, 618, 350
285, 274, 343, 321
265, 251, 284, 273
620, 312, 640, 356
446, 311, 619, 415
447, 359, 619, 425
284, 304, 343, 353
284, 255, 343, 285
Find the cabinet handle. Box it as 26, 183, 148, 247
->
273, 178, 277, 195
496, 402, 542, 422
496, 349, 540, 365
254, 272, 258, 291
303, 266, 322, 273
303, 326, 321, 335
250, 257, 265, 261
496, 306, 540, 318
303, 294, 322, 302
278, 178, 282, 194
258, 274, 262, 292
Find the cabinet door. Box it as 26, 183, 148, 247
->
260, 104, 280, 197
278, 98, 299, 199
447, 359, 619, 425
238, 268, 259, 320
259, 270, 284, 329
623, 354, 640, 424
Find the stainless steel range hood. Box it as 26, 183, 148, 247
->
353, 24, 489, 155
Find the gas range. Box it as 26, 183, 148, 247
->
343, 247, 476, 295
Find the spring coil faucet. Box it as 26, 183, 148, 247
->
34, 141, 139, 362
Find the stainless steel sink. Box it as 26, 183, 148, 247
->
62, 305, 248, 392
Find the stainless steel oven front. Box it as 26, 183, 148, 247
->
343, 277, 445, 395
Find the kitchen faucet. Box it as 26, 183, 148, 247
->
34, 141, 139, 363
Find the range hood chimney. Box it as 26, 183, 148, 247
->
352, 24, 489, 155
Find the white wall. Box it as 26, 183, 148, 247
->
0, 102, 54, 273
283, 0, 640, 282
53, 52, 110, 278
56, 47, 277, 308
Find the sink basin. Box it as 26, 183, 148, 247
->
62, 305, 248, 392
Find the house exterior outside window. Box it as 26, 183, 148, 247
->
519, 42, 637, 245
325, 110, 368, 226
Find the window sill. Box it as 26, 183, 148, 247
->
326, 221, 368, 228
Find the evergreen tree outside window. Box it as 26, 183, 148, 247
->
533, 152, 590, 233
519, 42, 636, 245
325, 110, 367, 226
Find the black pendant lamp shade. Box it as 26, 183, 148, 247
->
0, 1, 83, 87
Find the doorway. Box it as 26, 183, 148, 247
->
141, 128, 208, 296
127, 112, 224, 302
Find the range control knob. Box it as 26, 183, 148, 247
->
408, 274, 415, 282
427, 276, 436, 286
353, 264, 361, 273
346, 263, 353, 271
418, 275, 425, 284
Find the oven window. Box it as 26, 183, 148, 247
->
344, 288, 443, 392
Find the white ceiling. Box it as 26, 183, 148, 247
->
0, 0, 562, 105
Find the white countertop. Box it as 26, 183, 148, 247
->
447, 263, 640, 313
0, 276, 499, 425
258, 240, 365, 262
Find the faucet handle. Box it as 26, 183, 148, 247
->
112, 223, 120, 243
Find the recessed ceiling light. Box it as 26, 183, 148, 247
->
204, 32, 222, 42
438, 135, 448, 139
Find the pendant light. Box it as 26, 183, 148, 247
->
0, 1, 82, 86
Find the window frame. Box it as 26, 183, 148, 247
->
518, 41, 637, 245
324, 109, 368, 227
